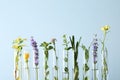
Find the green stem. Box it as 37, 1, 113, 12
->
26, 62, 30, 80
67, 50, 69, 80
101, 31, 108, 80
36, 67, 38, 80
94, 64, 97, 80
20, 55, 22, 80
15, 52, 19, 80
54, 44, 58, 80
45, 51, 49, 80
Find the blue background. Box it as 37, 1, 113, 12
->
0, 0, 119, 80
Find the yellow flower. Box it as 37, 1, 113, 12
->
12, 45, 23, 52
101, 25, 110, 31
23, 53, 30, 62
13, 37, 27, 44
12, 45, 19, 49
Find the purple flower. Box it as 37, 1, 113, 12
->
31, 37, 39, 66
93, 38, 98, 64
51, 38, 57, 44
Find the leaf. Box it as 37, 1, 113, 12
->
76, 42, 79, 50
46, 71, 49, 75
15, 55, 19, 63
81, 44, 89, 61
45, 64, 48, 70
66, 47, 72, 50
69, 36, 75, 49
48, 46, 53, 50
85, 49, 89, 61
81, 44, 86, 50
84, 76, 88, 80
54, 77, 58, 80
63, 78, 67, 80
64, 57, 68, 62
84, 63, 89, 72
54, 65, 58, 70
72, 35, 75, 49
64, 67, 69, 72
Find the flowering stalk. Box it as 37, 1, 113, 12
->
23, 52, 30, 80
12, 37, 26, 80
51, 38, 58, 80
69, 35, 81, 80
40, 41, 53, 80
62, 34, 69, 80
81, 44, 90, 80
92, 34, 98, 80
31, 37, 39, 80
101, 25, 110, 80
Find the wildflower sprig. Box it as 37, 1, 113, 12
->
101, 25, 110, 80
81, 36, 94, 80
81, 44, 90, 80
62, 34, 70, 80
68, 35, 81, 80
40, 41, 53, 80
92, 34, 98, 80
51, 38, 59, 80
12, 37, 26, 80
23, 52, 30, 80
31, 37, 39, 80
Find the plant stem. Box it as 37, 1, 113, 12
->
53, 43, 58, 80
26, 62, 30, 80
20, 55, 22, 80
93, 64, 97, 80
36, 67, 38, 80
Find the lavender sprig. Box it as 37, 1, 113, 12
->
92, 35, 98, 80
31, 37, 39, 80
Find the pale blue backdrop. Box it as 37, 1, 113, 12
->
0, 0, 119, 80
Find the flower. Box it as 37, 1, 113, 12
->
31, 37, 39, 66
12, 45, 25, 52
101, 25, 110, 32
12, 37, 26, 52
93, 38, 98, 64
23, 52, 30, 62
51, 38, 57, 44
13, 37, 26, 44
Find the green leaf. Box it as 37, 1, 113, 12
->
46, 71, 49, 75
84, 63, 89, 72
76, 42, 79, 49
64, 57, 68, 62
54, 77, 58, 80
72, 36, 75, 49
15, 55, 19, 63
48, 46, 53, 50
85, 49, 89, 61
69, 36, 75, 49
66, 47, 72, 50
64, 67, 69, 72
54, 66, 58, 70
63, 78, 67, 80
84, 77, 88, 80
45, 64, 48, 70
81, 45, 89, 61
81, 44, 86, 50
